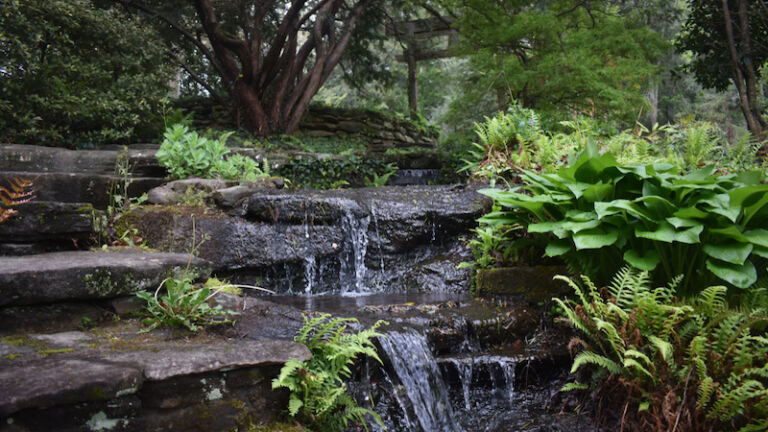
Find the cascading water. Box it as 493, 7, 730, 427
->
339, 210, 370, 294
376, 329, 464, 432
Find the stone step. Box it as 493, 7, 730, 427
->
0, 201, 99, 255
0, 313, 310, 431
0, 144, 165, 177
0, 250, 212, 307
0, 171, 165, 209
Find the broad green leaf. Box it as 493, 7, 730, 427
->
636, 222, 702, 244
705, 259, 757, 288
674, 206, 709, 220
623, 249, 660, 271
666, 217, 701, 229
751, 245, 768, 259
683, 165, 717, 181
595, 200, 652, 221
636, 222, 675, 243
582, 183, 613, 202
744, 229, 768, 248
529, 219, 599, 233
709, 226, 750, 243
573, 227, 619, 250
545, 240, 571, 257
702, 242, 753, 265
734, 170, 763, 185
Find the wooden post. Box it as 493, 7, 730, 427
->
406, 45, 419, 120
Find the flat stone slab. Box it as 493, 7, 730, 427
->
0, 250, 212, 306
0, 144, 164, 177
0, 358, 143, 416
0, 307, 310, 420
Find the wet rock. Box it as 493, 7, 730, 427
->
475, 266, 571, 302
0, 171, 165, 209
104, 339, 309, 381
0, 250, 212, 306
124, 208, 344, 271
212, 179, 285, 208
31, 331, 93, 348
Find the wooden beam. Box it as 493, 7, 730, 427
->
386, 16, 455, 38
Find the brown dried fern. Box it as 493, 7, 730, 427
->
0, 177, 36, 224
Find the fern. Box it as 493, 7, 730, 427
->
555, 267, 768, 431
0, 177, 36, 224
273, 313, 387, 431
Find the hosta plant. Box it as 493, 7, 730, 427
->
480, 143, 768, 295
272, 314, 387, 431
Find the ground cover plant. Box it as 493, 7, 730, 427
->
272, 313, 387, 431
156, 124, 269, 181
554, 267, 768, 431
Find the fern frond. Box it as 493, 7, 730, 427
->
571, 350, 622, 375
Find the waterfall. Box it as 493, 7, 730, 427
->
377, 329, 464, 432
445, 357, 473, 410
303, 255, 316, 294
496, 357, 516, 408
370, 204, 386, 277
340, 210, 370, 294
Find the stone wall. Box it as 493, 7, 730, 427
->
300, 106, 438, 152
176, 99, 438, 152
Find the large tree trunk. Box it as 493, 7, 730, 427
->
126, 0, 373, 137
721, 0, 766, 143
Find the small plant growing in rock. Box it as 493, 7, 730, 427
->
272, 313, 387, 431
136, 277, 270, 333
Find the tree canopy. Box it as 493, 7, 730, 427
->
0, 0, 172, 147
438, 0, 668, 125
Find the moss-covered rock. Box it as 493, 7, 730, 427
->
474, 266, 571, 302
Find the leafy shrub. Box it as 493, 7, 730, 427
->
555, 268, 768, 432
272, 314, 387, 431
156, 124, 269, 180
480, 144, 768, 294
462, 104, 575, 181
277, 156, 396, 189
0, 0, 171, 148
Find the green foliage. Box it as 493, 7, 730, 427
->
156, 124, 269, 180
0, 0, 172, 148
480, 144, 768, 294
136, 277, 239, 333
277, 156, 397, 190
441, 0, 667, 125
462, 105, 576, 181
556, 268, 768, 431
272, 314, 387, 432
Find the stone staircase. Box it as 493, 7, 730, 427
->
0, 145, 312, 432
